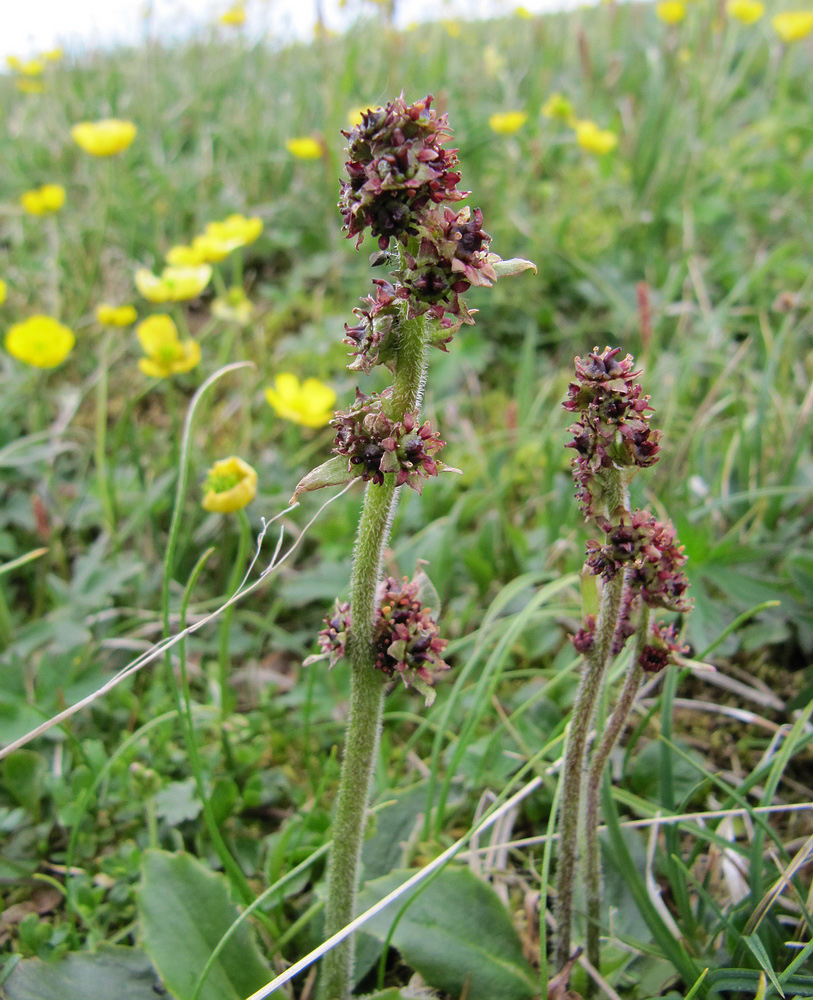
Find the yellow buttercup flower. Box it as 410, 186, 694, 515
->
135, 264, 212, 303
514, 5, 534, 17
202, 456, 257, 513
42, 48, 63, 62
71, 119, 137, 156
727, 0, 764, 22
541, 92, 575, 123
286, 137, 323, 160
574, 120, 618, 155
96, 303, 138, 327
265, 373, 336, 428
136, 314, 201, 377
5, 315, 75, 369
204, 214, 263, 247
212, 287, 254, 326
0, 280, 6, 306
488, 111, 528, 135
772, 10, 813, 39
656, 0, 687, 22
219, 3, 246, 25
20, 184, 66, 216
442, 19, 462, 36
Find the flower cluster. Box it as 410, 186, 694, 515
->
339, 94, 464, 249
586, 511, 691, 613
337, 95, 494, 362
309, 574, 450, 696
331, 389, 444, 493
564, 346, 661, 516
639, 621, 689, 674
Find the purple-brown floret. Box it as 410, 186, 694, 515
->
331, 389, 445, 493
312, 576, 450, 690
339, 94, 466, 250
564, 346, 662, 516
585, 510, 691, 613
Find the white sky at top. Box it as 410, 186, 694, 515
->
2, 0, 587, 60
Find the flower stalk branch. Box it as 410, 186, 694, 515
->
553, 347, 691, 979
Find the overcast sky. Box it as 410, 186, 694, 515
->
3, 0, 587, 60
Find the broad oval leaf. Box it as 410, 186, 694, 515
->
138, 849, 269, 1000
356, 866, 537, 1000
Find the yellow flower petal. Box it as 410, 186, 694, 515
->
286, 137, 323, 160
574, 120, 618, 155
96, 303, 138, 327
772, 9, 813, 40
488, 111, 528, 136
656, 0, 687, 22
0, 279, 7, 306
265, 373, 336, 428
5, 315, 75, 369
20, 184, 66, 216
727, 0, 764, 22
71, 119, 137, 156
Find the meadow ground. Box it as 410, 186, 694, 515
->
1, 4, 812, 999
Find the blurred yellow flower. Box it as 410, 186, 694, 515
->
16, 58, 45, 76
15, 79, 45, 94
656, 0, 687, 21
286, 137, 323, 160
136, 314, 201, 377
5, 315, 75, 369
574, 120, 618, 155
42, 48, 63, 61
541, 92, 575, 123
20, 184, 66, 216
772, 10, 813, 39
135, 264, 212, 303
165, 244, 206, 267
265, 373, 336, 428
202, 456, 257, 513
205, 213, 263, 247
488, 111, 528, 135
347, 106, 369, 127
212, 287, 254, 325
443, 19, 462, 36
71, 119, 137, 156
219, 3, 246, 25
514, 5, 534, 17
96, 303, 138, 327
727, 0, 764, 21
0, 280, 6, 306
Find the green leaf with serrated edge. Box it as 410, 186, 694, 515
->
356, 867, 536, 1000
138, 849, 268, 1000
2, 945, 161, 1000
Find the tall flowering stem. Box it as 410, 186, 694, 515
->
554, 348, 691, 976
296, 95, 530, 1000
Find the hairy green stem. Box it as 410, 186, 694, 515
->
584, 605, 651, 978
554, 470, 629, 970
319, 312, 427, 1000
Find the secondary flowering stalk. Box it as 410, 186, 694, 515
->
305, 95, 533, 1000
554, 348, 691, 976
